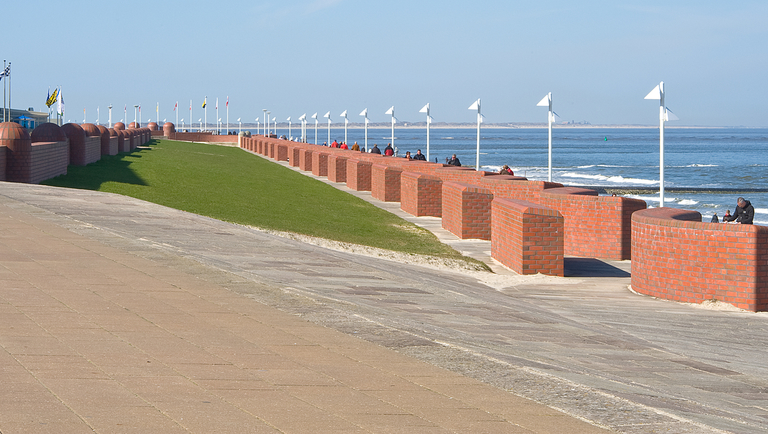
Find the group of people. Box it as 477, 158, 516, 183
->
711, 197, 754, 225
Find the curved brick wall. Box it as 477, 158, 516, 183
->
631, 207, 768, 311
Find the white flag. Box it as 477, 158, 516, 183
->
537, 94, 550, 107
645, 83, 663, 100
468, 99, 480, 111
419, 103, 430, 113
385, 106, 394, 115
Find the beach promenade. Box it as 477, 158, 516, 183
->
1, 177, 767, 433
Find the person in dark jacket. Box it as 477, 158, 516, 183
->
370, 144, 381, 154
711, 213, 719, 223
446, 154, 461, 166
723, 197, 754, 224
413, 149, 427, 161
384, 143, 394, 156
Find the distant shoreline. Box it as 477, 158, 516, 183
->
239, 123, 751, 130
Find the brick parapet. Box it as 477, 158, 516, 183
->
631, 207, 768, 311
327, 154, 348, 183
346, 159, 372, 191
311, 151, 329, 177
299, 149, 313, 172
371, 164, 402, 202
29, 141, 69, 184
400, 171, 442, 217
491, 198, 564, 276
540, 187, 646, 260
0, 145, 5, 181
441, 181, 493, 240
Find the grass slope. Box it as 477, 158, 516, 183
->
43, 139, 467, 260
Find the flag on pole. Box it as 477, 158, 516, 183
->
57, 88, 65, 116
226, 96, 229, 108
174, 102, 177, 111
215, 98, 218, 110
46, 88, 59, 108
0, 64, 9, 79
202, 98, 207, 108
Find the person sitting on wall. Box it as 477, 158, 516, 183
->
384, 143, 394, 156
331, 140, 339, 148
446, 154, 461, 166
340, 142, 349, 150
322, 141, 327, 146
351, 142, 360, 151
499, 164, 514, 175
370, 144, 381, 154
723, 209, 731, 221
723, 197, 754, 224
413, 149, 426, 161
404, 151, 412, 160
711, 213, 719, 223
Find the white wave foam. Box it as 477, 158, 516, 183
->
686, 163, 718, 167
678, 199, 699, 205
559, 172, 658, 185
754, 208, 768, 214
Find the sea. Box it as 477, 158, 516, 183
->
256, 127, 768, 225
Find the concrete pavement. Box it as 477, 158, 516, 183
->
1, 148, 767, 434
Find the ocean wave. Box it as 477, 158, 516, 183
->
623, 195, 676, 203
685, 164, 718, 168
560, 172, 658, 185
678, 199, 699, 205
754, 208, 768, 214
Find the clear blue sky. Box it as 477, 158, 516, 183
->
4, 0, 767, 126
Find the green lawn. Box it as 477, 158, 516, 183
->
43, 139, 475, 262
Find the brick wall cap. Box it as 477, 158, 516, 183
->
30, 122, 66, 142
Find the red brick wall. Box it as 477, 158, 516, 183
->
311, 151, 328, 177
632, 208, 768, 311
0, 145, 5, 181
346, 159, 372, 191
371, 164, 402, 202
83, 137, 101, 166
400, 172, 442, 217
492, 198, 564, 276
276, 144, 288, 162
328, 154, 348, 183
299, 149, 313, 172
441, 182, 493, 240
30, 141, 69, 184
169, 132, 237, 143
291, 146, 301, 167
480, 177, 561, 201
540, 188, 646, 260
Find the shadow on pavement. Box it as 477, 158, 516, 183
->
564, 257, 631, 278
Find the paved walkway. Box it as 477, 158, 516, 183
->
1, 147, 767, 433
0, 185, 601, 434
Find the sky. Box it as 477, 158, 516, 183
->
3, 0, 767, 127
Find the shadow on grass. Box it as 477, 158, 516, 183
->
42, 150, 149, 190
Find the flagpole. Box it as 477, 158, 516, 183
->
359, 109, 368, 152
7, 62, 10, 123
204, 96, 208, 132
2, 60, 6, 122
176, 101, 178, 128
468, 99, 481, 171
226, 97, 229, 134
420, 104, 430, 161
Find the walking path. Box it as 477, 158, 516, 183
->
1, 148, 766, 433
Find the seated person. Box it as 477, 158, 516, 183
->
404, 151, 412, 160
723, 197, 754, 224
499, 164, 514, 175
370, 144, 381, 154
413, 149, 426, 161
446, 154, 461, 166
